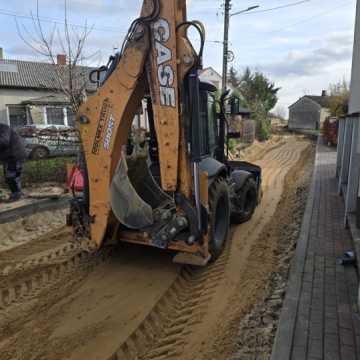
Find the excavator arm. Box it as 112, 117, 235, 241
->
74, 0, 202, 249
147, 0, 180, 191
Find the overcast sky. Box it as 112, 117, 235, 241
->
0, 0, 357, 115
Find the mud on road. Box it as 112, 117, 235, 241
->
0, 134, 315, 360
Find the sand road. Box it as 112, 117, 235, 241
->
0, 135, 314, 360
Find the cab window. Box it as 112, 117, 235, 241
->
199, 91, 218, 157
207, 94, 217, 154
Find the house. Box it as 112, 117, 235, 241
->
0, 49, 95, 128
199, 67, 223, 89
0, 51, 241, 131
288, 91, 333, 130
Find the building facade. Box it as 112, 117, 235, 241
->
0, 54, 93, 128
199, 67, 223, 89
288, 93, 331, 130
0, 88, 76, 128
0, 56, 247, 135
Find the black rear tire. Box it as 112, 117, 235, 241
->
231, 178, 257, 224
208, 178, 230, 260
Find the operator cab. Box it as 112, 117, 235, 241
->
143, 81, 219, 184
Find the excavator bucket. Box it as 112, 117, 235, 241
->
110, 154, 171, 230
111, 155, 153, 229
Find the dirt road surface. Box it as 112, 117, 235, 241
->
0, 134, 315, 360
0, 209, 68, 253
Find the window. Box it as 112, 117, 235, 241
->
29, 106, 46, 125
66, 107, 76, 127
46, 107, 65, 126
198, 92, 218, 157
199, 91, 209, 156
8, 105, 28, 128
207, 94, 217, 153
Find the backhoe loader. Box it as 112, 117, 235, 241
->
68, 0, 262, 265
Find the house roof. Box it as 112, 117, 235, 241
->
289, 95, 335, 109
199, 66, 222, 79
0, 58, 96, 91
305, 95, 334, 108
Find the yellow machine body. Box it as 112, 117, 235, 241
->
76, 0, 210, 261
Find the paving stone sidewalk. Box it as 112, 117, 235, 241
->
271, 139, 360, 360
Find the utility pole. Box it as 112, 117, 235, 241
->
221, 3, 259, 93
222, 0, 231, 92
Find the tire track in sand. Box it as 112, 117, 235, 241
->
0, 136, 313, 360
175, 139, 313, 360
107, 137, 312, 360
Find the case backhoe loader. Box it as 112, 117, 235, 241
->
68, 0, 262, 266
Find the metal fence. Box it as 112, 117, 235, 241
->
228, 116, 256, 144
242, 119, 256, 144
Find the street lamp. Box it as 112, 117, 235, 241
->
231, 5, 260, 17
222, 3, 260, 91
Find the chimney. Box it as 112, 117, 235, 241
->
321, 90, 327, 97
57, 54, 66, 65
0, 48, 3, 60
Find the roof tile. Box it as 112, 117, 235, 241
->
0, 58, 96, 91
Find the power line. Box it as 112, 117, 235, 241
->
0, 8, 236, 45
0, 8, 128, 34
267, 0, 354, 34
0, 7, 226, 51
237, 0, 311, 15
236, 0, 353, 41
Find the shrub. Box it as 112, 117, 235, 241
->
228, 138, 239, 152
0, 156, 76, 187
256, 118, 272, 142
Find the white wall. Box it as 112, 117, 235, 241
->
0, 88, 55, 125
320, 108, 331, 126
199, 68, 222, 89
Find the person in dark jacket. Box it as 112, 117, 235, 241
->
0, 123, 26, 202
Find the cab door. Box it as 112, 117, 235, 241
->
199, 90, 218, 158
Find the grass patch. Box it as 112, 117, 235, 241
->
0, 156, 76, 187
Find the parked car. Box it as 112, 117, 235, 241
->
17, 125, 80, 159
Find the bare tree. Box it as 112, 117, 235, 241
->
328, 78, 350, 117
273, 105, 287, 121
16, 0, 95, 113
